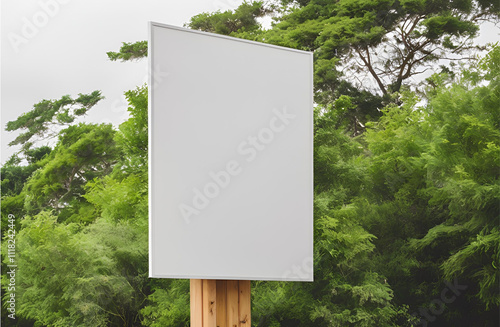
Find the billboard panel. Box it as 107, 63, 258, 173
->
149, 22, 313, 281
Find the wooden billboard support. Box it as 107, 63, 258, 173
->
190, 280, 250, 327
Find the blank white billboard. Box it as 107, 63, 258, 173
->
149, 22, 313, 281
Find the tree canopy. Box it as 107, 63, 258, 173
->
6, 91, 104, 150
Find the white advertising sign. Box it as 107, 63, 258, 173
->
149, 22, 313, 281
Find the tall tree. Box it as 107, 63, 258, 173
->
268, 0, 499, 96
358, 46, 500, 326
5, 91, 104, 152
187, 1, 271, 34
22, 123, 119, 222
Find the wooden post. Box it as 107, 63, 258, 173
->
190, 279, 251, 327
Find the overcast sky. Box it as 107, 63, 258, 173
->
1, 0, 246, 164
1, 1, 499, 165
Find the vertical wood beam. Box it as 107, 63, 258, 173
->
203, 280, 217, 327
238, 281, 251, 327
190, 280, 251, 327
216, 280, 227, 327
190, 279, 203, 327
226, 280, 239, 327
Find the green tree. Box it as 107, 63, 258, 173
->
5, 91, 104, 151
187, 1, 271, 35
1, 147, 51, 199
267, 0, 499, 96
357, 46, 500, 326
2, 212, 148, 327
1, 84, 152, 326
0, 146, 53, 276
107, 41, 148, 62
113, 85, 149, 175
140, 279, 190, 327
22, 123, 119, 222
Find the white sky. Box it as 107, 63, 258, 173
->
1, 1, 499, 164
1, 0, 245, 164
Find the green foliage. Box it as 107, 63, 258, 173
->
1, 148, 50, 197
107, 41, 148, 61
23, 123, 119, 219
186, 1, 270, 35
1, 73, 157, 326
85, 174, 147, 222
1, 147, 52, 243
357, 46, 500, 324
114, 85, 148, 174
2, 212, 148, 327
268, 0, 498, 96
2, 64, 153, 326
441, 230, 500, 309
140, 280, 190, 327
5, 91, 104, 150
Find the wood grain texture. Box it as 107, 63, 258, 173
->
191, 280, 250, 327
190, 279, 203, 327
238, 281, 251, 327
203, 280, 217, 327
216, 280, 227, 327
226, 280, 239, 327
